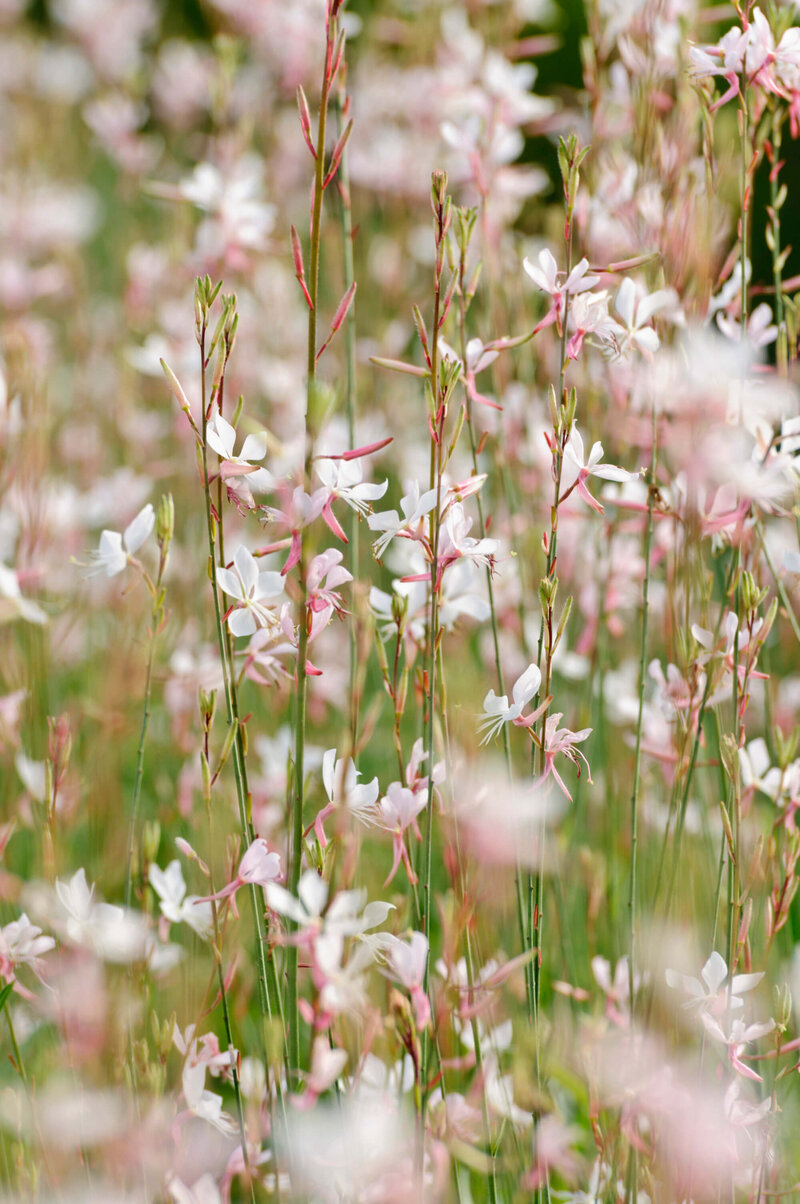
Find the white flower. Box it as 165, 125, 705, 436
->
0, 913, 55, 982
0, 564, 47, 626
367, 482, 438, 558
217, 545, 284, 638
478, 663, 542, 744
88, 503, 154, 577
665, 950, 763, 1015
315, 458, 388, 516
52, 868, 151, 963
562, 425, 641, 513
206, 411, 273, 492
523, 249, 599, 306
148, 861, 213, 939
311, 749, 380, 845
266, 870, 393, 938
614, 278, 677, 356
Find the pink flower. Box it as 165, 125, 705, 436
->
562, 426, 641, 515
523, 250, 599, 331
305, 549, 353, 630
701, 1013, 775, 1083
374, 782, 427, 886
0, 913, 55, 990
385, 932, 430, 1029
195, 838, 282, 917
537, 713, 593, 802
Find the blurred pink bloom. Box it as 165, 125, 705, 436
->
0, 912, 55, 988
385, 931, 430, 1029
374, 782, 428, 886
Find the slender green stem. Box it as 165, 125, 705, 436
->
755, 517, 800, 646
335, 81, 360, 750
627, 412, 657, 1017
624, 412, 656, 1204
421, 180, 450, 1078
197, 321, 287, 1144
124, 586, 162, 910
288, 14, 335, 1088
4, 1001, 26, 1086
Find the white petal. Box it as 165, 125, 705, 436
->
512, 663, 542, 709
255, 571, 285, 601
322, 748, 337, 802
615, 278, 636, 328
207, 412, 236, 458
123, 504, 155, 555
228, 607, 257, 638
216, 567, 243, 600
233, 545, 258, 596
701, 951, 728, 994
297, 869, 329, 917
239, 433, 267, 462
633, 327, 660, 354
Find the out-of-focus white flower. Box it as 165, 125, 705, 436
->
666, 950, 763, 1016
0, 564, 47, 625
88, 503, 154, 577
15, 753, 46, 801
266, 870, 393, 938
42, 868, 151, 963
281, 1097, 417, 1204
167, 1174, 223, 1204
614, 278, 677, 356
0, 913, 55, 985
149, 861, 213, 939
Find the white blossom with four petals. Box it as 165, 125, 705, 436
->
217, 545, 284, 638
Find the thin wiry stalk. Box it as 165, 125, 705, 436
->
335, 79, 360, 751
288, 6, 337, 1085
124, 535, 169, 910
421, 175, 450, 1110
624, 409, 657, 1204
655, 551, 739, 919
436, 640, 499, 1204
455, 217, 532, 1033
768, 109, 788, 374
197, 313, 287, 1135
627, 411, 657, 1015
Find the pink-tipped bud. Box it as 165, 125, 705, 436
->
319, 436, 393, 462
296, 85, 316, 158
290, 225, 314, 310
315, 281, 356, 361
323, 119, 353, 190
